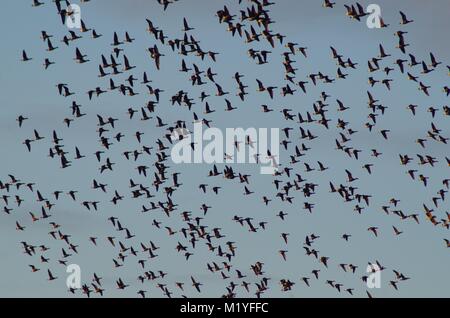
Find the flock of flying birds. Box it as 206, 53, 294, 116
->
2, 0, 449, 298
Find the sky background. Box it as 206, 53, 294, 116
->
0, 0, 448, 298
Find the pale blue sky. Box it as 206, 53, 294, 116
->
0, 0, 448, 298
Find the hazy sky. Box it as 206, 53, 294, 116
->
0, 0, 448, 298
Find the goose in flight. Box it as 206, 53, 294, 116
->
322, 0, 335, 9
16, 115, 28, 127
21, 50, 32, 62
32, 0, 44, 7
74, 47, 89, 63
399, 11, 413, 24
47, 270, 57, 281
